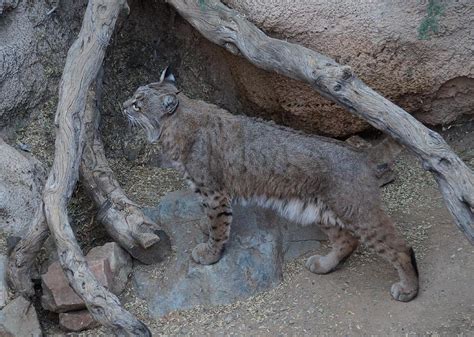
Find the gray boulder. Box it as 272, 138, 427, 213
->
0, 296, 42, 337
0, 138, 46, 236
134, 190, 324, 317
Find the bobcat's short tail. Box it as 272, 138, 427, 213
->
367, 137, 403, 186
368, 137, 403, 166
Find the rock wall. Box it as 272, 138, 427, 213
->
0, 0, 85, 130
223, 0, 474, 136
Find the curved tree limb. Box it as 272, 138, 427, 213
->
7, 203, 48, 297
81, 72, 171, 265
167, 0, 474, 244
41, 0, 150, 335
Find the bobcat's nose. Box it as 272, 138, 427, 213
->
123, 98, 133, 109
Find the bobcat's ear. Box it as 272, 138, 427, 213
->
161, 94, 179, 115
159, 66, 176, 83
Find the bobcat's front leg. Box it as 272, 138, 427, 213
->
192, 191, 232, 265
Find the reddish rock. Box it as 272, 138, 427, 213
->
41, 259, 113, 313
59, 310, 99, 332
86, 242, 132, 294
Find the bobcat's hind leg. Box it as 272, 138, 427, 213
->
192, 190, 232, 265
306, 226, 358, 274
355, 212, 419, 302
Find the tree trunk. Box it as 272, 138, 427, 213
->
167, 0, 474, 244
40, 0, 150, 335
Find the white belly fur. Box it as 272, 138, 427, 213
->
237, 196, 344, 227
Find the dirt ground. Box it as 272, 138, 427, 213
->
48, 122, 471, 337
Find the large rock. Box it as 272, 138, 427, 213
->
134, 190, 324, 317
0, 296, 42, 337
221, 0, 474, 136
0, 138, 46, 236
41, 242, 132, 312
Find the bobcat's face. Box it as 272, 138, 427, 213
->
123, 68, 179, 143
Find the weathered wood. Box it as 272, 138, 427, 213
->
81, 74, 170, 265
41, 0, 150, 335
7, 203, 48, 297
167, 0, 474, 244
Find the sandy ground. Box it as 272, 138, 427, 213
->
38, 122, 474, 336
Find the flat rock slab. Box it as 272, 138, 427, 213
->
135, 190, 324, 317
0, 296, 42, 337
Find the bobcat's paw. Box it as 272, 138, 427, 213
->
305, 255, 335, 274
191, 243, 222, 265
390, 282, 418, 302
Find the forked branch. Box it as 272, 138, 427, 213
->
40, 0, 150, 335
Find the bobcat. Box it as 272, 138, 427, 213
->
123, 69, 419, 302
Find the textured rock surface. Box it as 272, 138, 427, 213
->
59, 310, 99, 332
222, 0, 474, 136
0, 138, 46, 236
134, 190, 324, 317
0, 0, 84, 129
0, 296, 42, 337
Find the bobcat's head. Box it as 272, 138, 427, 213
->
123, 67, 180, 143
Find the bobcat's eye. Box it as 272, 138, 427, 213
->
132, 103, 140, 112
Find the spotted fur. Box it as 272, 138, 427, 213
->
123, 76, 419, 302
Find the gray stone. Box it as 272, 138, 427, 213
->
134, 190, 325, 317
59, 310, 99, 332
87, 242, 132, 295
0, 138, 46, 236
0, 296, 42, 337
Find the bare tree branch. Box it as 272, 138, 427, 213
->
40, 0, 150, 334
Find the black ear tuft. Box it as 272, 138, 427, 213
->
162, 94, 179, 115
159, 66, 176, 84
